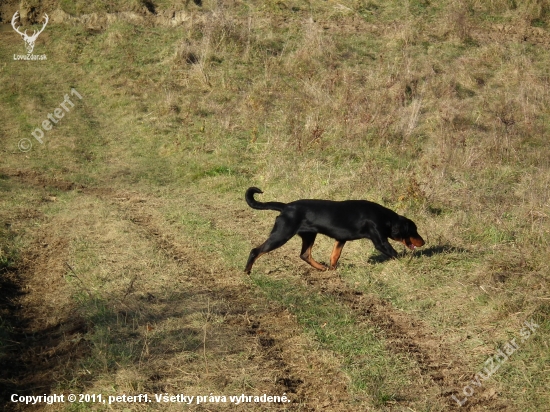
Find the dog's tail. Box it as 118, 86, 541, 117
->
245, 187, 286, 211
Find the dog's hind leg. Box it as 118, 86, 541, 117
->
244, 216, 297, 273
299, 232, 329, 270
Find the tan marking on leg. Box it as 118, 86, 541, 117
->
329, 240, 346, 269
300, 240, 328, 271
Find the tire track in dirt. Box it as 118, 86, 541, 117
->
0, 173, 90, 411
91, 189, 352, 410
1, 168, 353, 411
158, 188, 508, 411
472, 23, 550, 47
1, 167, 507, 410
298, 269, 508, 410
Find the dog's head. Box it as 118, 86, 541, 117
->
391, 216, 425, 250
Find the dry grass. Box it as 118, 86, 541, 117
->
1, 0, 549, 410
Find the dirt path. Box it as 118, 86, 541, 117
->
150, 184, 509, 411
93, 187, 353, 410
0, 168, 352, 411
1, 167, 511, 410
299, 269, 509, 410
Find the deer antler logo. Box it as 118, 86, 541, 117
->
11, 11, 49, 54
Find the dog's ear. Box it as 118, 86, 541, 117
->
391, 216, 408, 238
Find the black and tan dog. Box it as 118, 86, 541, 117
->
244, 187, 424, 273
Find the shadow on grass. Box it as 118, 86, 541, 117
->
0, 271, 237, 410
0, 267, 26, 400
413, 244, 472, 257
69, 283, 250, 395
367, 244, 472, 264
0, 266, 91, 410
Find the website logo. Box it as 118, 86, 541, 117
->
12, 11, 48, 60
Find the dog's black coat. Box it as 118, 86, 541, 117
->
244, 187, 424, 273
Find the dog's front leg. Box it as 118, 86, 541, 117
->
371, 235, 398, 259
329, 240, 346, 269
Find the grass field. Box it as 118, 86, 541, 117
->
1, 0, 549, 410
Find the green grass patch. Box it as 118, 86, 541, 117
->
250, 274, 412, 405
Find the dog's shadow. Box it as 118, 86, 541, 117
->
367, 244, 470, 264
